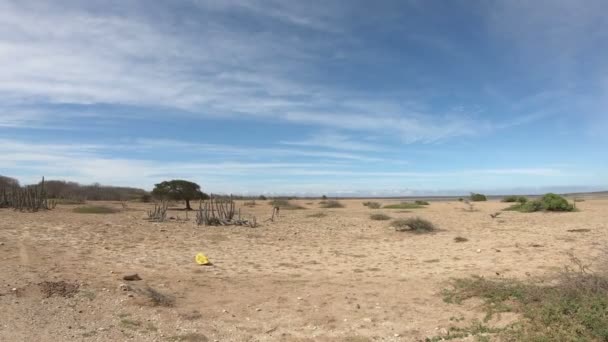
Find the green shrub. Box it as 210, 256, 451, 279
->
363, 201, 381, 209
370, 213, 391, 221
501, 195, 527, 203
470, 193, 487, 202
258, 195, 267, 200
541, 193, 574, 211
414, 200, 430, 205
391, 217, 435, 233
383, 202, 424, 209
73, 206, 119, 214
505, 193, 574, 212
320, 200, 344, 208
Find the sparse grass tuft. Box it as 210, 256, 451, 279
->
120, 318, 142, 329
414, 200, 430, 205
140, 286, 175, 307
307, 212, 327, 218
168, 333, 209, 342
270, 199, 304, 210
320, 200, 344, 208
363, 201, 381, 209
52, 198, 86, 205
370, 213, 391, 221
383, 202, 424, 209
73, 205, 119, 214
391, 217, 435, 233
442, 255, 608, 341
454, 236, 468, 243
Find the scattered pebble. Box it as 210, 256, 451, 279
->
476, 249, 482, 253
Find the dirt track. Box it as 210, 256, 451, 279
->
1, 198, 606, 341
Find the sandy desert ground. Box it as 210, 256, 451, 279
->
1, 198, 607, 341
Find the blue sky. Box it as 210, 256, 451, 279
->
1, 0, 607, 196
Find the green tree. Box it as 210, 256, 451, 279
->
151, 180, 206, 210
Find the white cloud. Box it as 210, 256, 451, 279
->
0, 0, 495, 143
280, 132, 384, 151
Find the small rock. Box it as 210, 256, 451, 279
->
123, 274, 142, 281
255, 308, 261, 312
476, 249, 481, 253
11, 288, 17, 292
297, 297, 303, 300
394, 333, 400, 337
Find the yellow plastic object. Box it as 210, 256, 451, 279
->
195, 253, 210, 265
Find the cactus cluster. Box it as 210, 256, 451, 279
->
147, 200, 168, 222
196, 198, 256, 227
0, 177, 56, 212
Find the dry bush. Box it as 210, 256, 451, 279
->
270, 199, 304, 210
363, 201, 381, 209
391, 217, 435, 233
139, 286, 175, 307
320, 200, 344, 208
454, 236, 468, 243
370, 213, 391, 221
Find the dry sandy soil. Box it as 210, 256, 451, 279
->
1, 198, 607, 341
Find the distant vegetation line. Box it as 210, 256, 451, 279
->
1, 174, 606, 201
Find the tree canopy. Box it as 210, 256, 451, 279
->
151, 179, 207, 210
